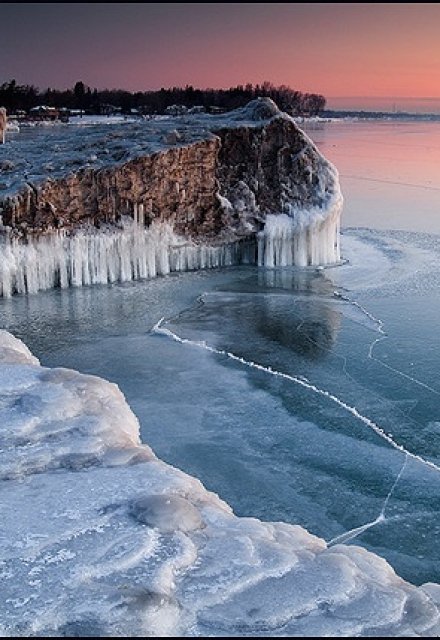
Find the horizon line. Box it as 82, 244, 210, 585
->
328, 96, 440, 101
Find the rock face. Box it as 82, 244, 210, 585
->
0, 99, 340, 240
215, 117, 339, 238
3, 138, 222, 237
0, 99, 342, 295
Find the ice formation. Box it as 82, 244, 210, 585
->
259, 207, 340, 267
0, 330, 439, 637
0, 210, 340, 296
0, 98, 342, 296
0, 219, 255, 297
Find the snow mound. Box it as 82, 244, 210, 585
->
1, 331, 438, 636
234, 96, 282, 121
0, 329, 39, 365
130, 494, 203, 532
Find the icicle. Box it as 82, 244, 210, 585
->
0, 195, 341, 297
258, 208, 341, 268
0, 219, 255, 297
138, 203, 145, 227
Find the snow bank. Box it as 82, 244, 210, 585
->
0, 331, 438, 636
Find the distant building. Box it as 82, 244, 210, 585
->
188, 105, 206, 114
58, 108, 70, 123
209, 106, 226, 114
165, 104, 188, 116
29, 106, 60, 121
8, 110, 27, 121
100, 104, 121, 116
67, 109, 86, 117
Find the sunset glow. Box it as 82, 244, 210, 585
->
2, 3, 440, 111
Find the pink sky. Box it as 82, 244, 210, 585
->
2, 3, 440, 111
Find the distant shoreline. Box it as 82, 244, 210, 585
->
322, 109, 440, 121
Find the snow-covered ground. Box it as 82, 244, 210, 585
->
67, 114, 140, 126
0, 329, 439, 637
0, 114, 215, 200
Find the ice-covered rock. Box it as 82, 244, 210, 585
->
233, 96, 282, 120
0, 100, 342, 296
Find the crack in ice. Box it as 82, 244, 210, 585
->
334, 290, 440, 397
152, 319, 440, 474
327, 454, 409, 547
380, 453, 409, 517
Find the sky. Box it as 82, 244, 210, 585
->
2, 3, 440, 112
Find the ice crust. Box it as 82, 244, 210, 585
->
0, 331, 438, 637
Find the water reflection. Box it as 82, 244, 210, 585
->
303, 120, 440, 234
254, 297, 341, 359
174, 267, 341, 362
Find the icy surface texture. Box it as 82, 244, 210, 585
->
0, 331, 438, 637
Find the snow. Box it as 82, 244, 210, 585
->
5, 121, 20, 133
0, 331, 438, 636
0, 117, 216, 201
0, 104, 295, 201
67, 114, 139, 126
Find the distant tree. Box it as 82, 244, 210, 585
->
73, 81, 86, 114
300, 93, 326, 116
0, 79, 327, 117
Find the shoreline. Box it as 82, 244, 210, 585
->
0, 326, 438, 636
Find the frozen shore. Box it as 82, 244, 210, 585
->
0, 329, 438, 637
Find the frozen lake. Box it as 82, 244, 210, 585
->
303, 119, 440, 233
2, 120, 440, 590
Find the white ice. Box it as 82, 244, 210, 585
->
0, 331, 438, 637
259, 207, 340, 267
0, 219, 254, 297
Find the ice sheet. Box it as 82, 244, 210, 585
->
0, 330, 438, 636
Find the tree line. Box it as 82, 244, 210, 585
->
0, 79, 326, 116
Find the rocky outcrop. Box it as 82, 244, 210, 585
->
0, 99, 342, 296
215, 117, 339, 238
0, 99, 340, 243
2, 138, 222, 237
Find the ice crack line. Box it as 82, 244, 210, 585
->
327, 453, 408, 547
333, 290, 440, 397
333, 291, 385, 335
152, 318, 440, 474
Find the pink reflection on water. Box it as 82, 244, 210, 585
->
305, 121, 440, 233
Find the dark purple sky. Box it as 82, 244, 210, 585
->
2, 3, 440, 110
